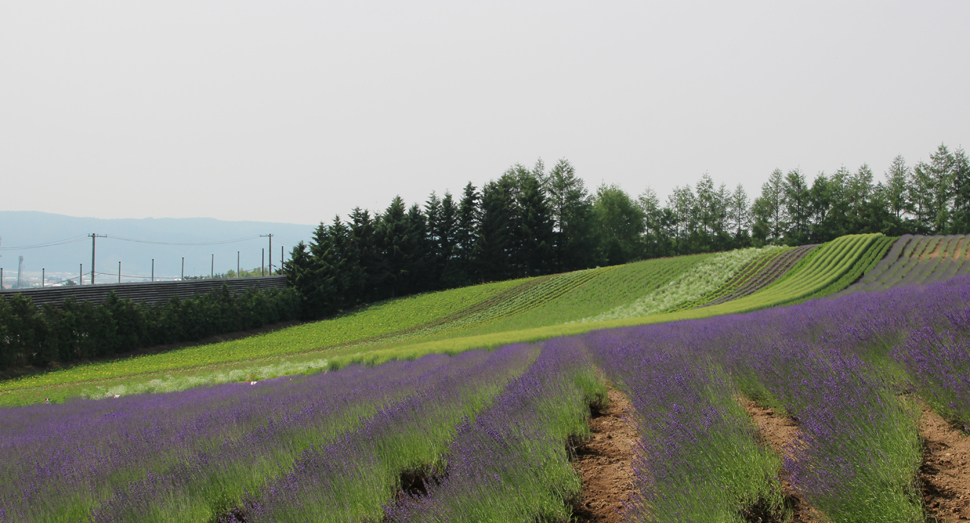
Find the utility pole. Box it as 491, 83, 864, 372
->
118, 262, 121, 283
151, 259, 155, 282
260, 234, 273, 275
42, 268, 45, 287
89, 233, 106, 285
181, 257, 185, 280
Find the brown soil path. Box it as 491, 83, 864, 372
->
920, 403, 970, 521
741, 398, 825, 523
572, 386, 638, 523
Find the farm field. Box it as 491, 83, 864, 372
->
0, 235, 895, 406
835, 234, 970, 296
686, 243, 818, 308
4, 264, 970, 521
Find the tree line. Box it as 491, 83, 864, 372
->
0, 286, 301, 371
286, 143, 969, 318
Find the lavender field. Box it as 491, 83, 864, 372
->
4, 274, 970, 521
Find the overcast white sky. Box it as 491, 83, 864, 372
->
2, 1, 967, 225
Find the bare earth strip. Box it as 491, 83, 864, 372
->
572, 386, 638, 523
741, 398, 826, 523
920, 403, 970, 522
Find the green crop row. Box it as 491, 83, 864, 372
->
580, 246, 778, 323
669, 247, 788, 311
443, 253, 714, 337
428, 267, 611, 337
854, 235, 911, 286
802, 235, 895, 301
654, 234, 891, 317
838, 235, 970, 296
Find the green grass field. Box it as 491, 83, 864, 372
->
0, 234, 899, 406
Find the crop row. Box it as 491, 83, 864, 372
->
699, 243, 818, 307
454, 253, 715, 336
799, 233, 895, 300
670, 233, 891, 316
579, 246, 778, 323
582, 273, 970, 521
838, 234, 970, 295
384, 338, 604, 522
407, 267, 611, 339
668, 246, 789, 311
0, 345, 539, 522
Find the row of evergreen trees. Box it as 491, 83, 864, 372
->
285, 144, 969, 318
0, 286, 301, 371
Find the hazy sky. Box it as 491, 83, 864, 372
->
2, 1, 967, 226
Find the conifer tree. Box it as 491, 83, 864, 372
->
454, 182, 480, 284
547, 159, 600, 270
950, 148, 970, 234
377, 196, 408, 297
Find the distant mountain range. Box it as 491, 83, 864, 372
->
0, 211, 316, 285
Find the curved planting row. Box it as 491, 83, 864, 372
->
384, 339, 604, 522
836, 234, 970, 296
578, 246, 779, 323
445, 253, 715, 336
673, 234, 894, 316
423, 267, 609, 336
671, 246, 789, 310
329, 273, 572, 347
698, 243, 818, 308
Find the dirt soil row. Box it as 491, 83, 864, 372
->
572, 386, 638, 522
742, 396, 970, 522
920, 403, 970, 521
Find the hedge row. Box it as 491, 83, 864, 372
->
0, 285, 301, 371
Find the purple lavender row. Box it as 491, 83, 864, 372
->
88, 348, 524, 523
731, 329, 923, 522
0, 354, 466, 522
237, 343, 539, 523
896, 323, 970, 431
580, 273, 970, 520
385, 337, 604, 522
585, 327, 785, 521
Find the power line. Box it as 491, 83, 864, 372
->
0, 234, 267, 250
0, 236, 88, 250
106, 235, 263, 246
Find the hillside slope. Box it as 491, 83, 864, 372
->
0, 234, 903, 405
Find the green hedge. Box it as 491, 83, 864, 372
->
0, 285, 301, 371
